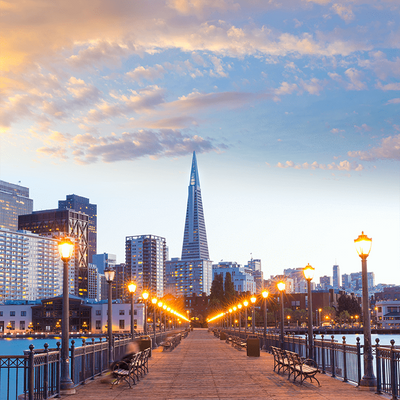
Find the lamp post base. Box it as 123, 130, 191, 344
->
359, 376, 377, 389
60, 377, 76, 394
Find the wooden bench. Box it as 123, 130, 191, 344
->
160, 334, 182, 351
271, 346, 291, 375
111, 352, 141, 388
285, 350, 320, 386
231, 336, 246, 351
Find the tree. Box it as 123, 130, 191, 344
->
337, 294, 361, 316
224, 272, 235, 304
209, 273, 224, 307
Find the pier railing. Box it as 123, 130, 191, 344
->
222, 329, 400, 399
0, 331, 169, 400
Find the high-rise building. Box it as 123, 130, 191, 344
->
181, 152, 209, 260
87, 263, 100, 300
59, 195, 97, 263
18, 209, 89, 297
247, 259, 261, 272
92, 253, 116, 275
319, 275, 332, 290
166, 152, 213, 296
0, 180, 33, 231
125, 235, 166, 298
0, 228, 62, 302
213, 262, 256, 293
333, 265, 340, 289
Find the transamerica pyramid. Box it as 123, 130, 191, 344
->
181, 151, 209, 260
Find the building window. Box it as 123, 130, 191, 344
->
0, 312, 2, 316
119, 310, 125, 316
21, 311, 26, 316
95, 320, 101, 330
119, 320, 125, 329
10, 311, 15, 317
20, 321, 25, 330
134, 310, 137, 316
96, 310, 101, 315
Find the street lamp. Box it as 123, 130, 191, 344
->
128, 282, 136, 338
163, 304, 167, 330
277, 281, 286, 349
104, 266, 116, 365
142, 291, 149, 334
238, 304, 242, 333
158, 302, 163, 331
303, 263, 315, 359
262, 290, 269, 350
354, 231, 376, 387
229, 308, 233, 330
151, 297, 158, 348
233, 306, 237, 332
58, 237, 75, 394
250, 296, 256, 333
243, 300, 249, 333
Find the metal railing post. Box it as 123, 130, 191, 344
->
43, 343, 49, 400
331, 335, 335, 378
313, 334, 317, 361
321, 335, 325, 374
342, 337, 348, 382
356, 337, 361, 386
70, 340, 75, 385
99, 338, 103, 375
56, 342, 61, 397
375, 338, 381, 394
82, 339, 86, 384
91, 338, 95, 380
28, 344, 34, 400
390, 340, 398, 400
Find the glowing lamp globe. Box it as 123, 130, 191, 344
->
151, 297, 157, 304
303, 264, 315, 281
250, 296, 256, 304
58, 238, 74, 261
354, 231, 372, 258
128, 282, 137, 293
262, 290, 269, 299
243, 300, 249, 307
142, 291, 149, 300
277, 282, 286, 292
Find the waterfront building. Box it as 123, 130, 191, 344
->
125, 235, 166, 298
166, 152, 212, 296
0, 303, 34, 333
375, 286, 400, 301
58, 195, 97, 263
166, 258, 213, 296
213, 262, 256, 294
376, 300, 400, 329
0, 180, 33, 231
0, 228, 62, 302
18, 209, 89, 297
333, 264, 340, 289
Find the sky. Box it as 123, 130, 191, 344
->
0, 0, 399, 286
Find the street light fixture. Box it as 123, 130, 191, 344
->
238, 304, 242, 333
142, 291, 149, 334
233, 306, 237, 332
128, 282, 136, 338
58, 237, 75, 394
277, 281, 286, 349
229, 308, 233, 330
104, 266, 116, 365
158, 301, 164, 331
151, 297, 158, 348
243, 300, 249, 333
262, 290, 269, 350
250, 296, 256, 333
303, 263, 315, 359
163, 304, 167, 330
354, 231, 376, 388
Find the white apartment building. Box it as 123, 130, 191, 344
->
376, 300, 400, 329
0, 229, 62, 302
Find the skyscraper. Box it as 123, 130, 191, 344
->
333, 264, 340, 289
181, 152, 209, 260
166, 152, 212, 296
0, 180, 33, 231
58, 194, 97, 263
125, 235, 166, 298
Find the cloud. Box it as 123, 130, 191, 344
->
126, 65, 166, 83
386, 98, 400, 105
300, 78, 325, 95
331, 3, 355, 23
359, 52, 400, 80
348, 134, 400, 161
38, 129, 220, 163
344, 68, 367, 90
354, 123, 371, 132
276, 159, 363, 171
376, 81, 400, 91
275, 82, 298, 95
331, 128, 345, 133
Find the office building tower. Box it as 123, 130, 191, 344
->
342, 273, 350, 289
92, 253, 116, 275
0, 180, 33, 231
18, 209, 89, 297
213, 262, 256, 293
247, 258, 261, 272
166, 152, 213, 296
319, 275, 332, 290
333, 265, 340, 289
125, 235, 166, 298
59, 195, 97, 263
0, 228, 62, 302
87, 263, 100, 300
181, 152, 209, 260
114, 263, 128, 301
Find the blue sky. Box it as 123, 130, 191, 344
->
0, 0, 399, 285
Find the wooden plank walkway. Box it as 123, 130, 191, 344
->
64, 328, 386, 400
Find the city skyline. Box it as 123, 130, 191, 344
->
0, 1, 399, 285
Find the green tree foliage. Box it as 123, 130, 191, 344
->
337, 294, 362, 316
224, 272, 235, 304
209, 273, 224, 309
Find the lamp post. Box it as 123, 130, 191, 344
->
354, 231, 376, 388
250, 296, 256, 333
58, 237, 75, 394
303, 263, 315, 359
233, 306, 237, 332
158, 302, 163, 331
163, 305, 167, 331
243, 300, 248, 333
142, 291, 149, 334
151, 297, 158, 348
262, 290, 269, 350
128, 282, 136, 338
105, 266, 116, 365
277, 281, 286, 349
229, 309, 232, 330
238, 304, 242, 333
318, 308, 322, 327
